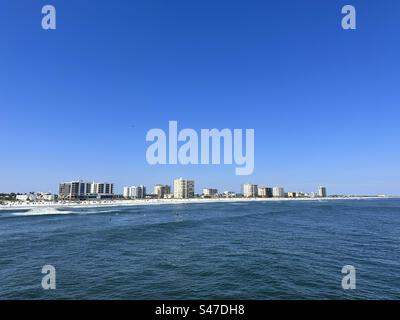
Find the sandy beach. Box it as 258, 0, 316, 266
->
0, 196, 390, 211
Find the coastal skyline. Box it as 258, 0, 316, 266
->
0, 173, 396, 197
1, 0, 400, 195
5, 177, 390, 199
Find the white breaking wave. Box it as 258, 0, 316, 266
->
11, 207, 121, 217
12, 207, 74, 216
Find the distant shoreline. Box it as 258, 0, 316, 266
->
0, 196, 394, 211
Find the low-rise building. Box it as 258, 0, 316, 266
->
16, 193, 37, 201
222, 191, 237, 198
16, 192, 55, 202
36, 192, 55, 201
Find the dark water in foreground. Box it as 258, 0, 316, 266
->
0, 199, 399, 299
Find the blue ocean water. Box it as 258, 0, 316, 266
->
0, 199, 399, 299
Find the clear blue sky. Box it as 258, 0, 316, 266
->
1, 0, 399, 195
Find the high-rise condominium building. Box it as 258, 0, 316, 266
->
202, 188, 218, 197
318, 186, 327, 198
272, 187, 285, 198
258, 186, 273, 198
153, 184, 171, 199
123, 185, 146, 199
243, 184, 258, 197
174, 178, 195, 199
59, 181, 114, 200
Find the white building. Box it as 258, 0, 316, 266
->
16, 194, 37, 201
153, 184, 171, 199
59, 181, 114, 200
202, 188, 218, 197
16, 192, 55, 202
36, 192, 55, 201
223, 191, 237, 198
123, 185, 146, 199
318, 186, 327, 198
123, 186, 130, 198
243, 184, 258, 197
16, 194, 28, 201
272, 187, 285, 198
174, 178, 195, 199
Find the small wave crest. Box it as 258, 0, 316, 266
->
12, 207, 74, 216
11, 206, 124, 217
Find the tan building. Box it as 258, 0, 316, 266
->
243, 184, 258, 197
154, 184, 171, 199
174, 178, 195, 199
258, 187, 273, 198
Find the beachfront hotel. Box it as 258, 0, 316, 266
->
243, 184, 258, 198
59, 181, 114, 200
174, 178, 195, 199
123, 185, 146, 199
272, 187, 285, 198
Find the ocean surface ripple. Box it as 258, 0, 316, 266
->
0, 199, 399, 299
